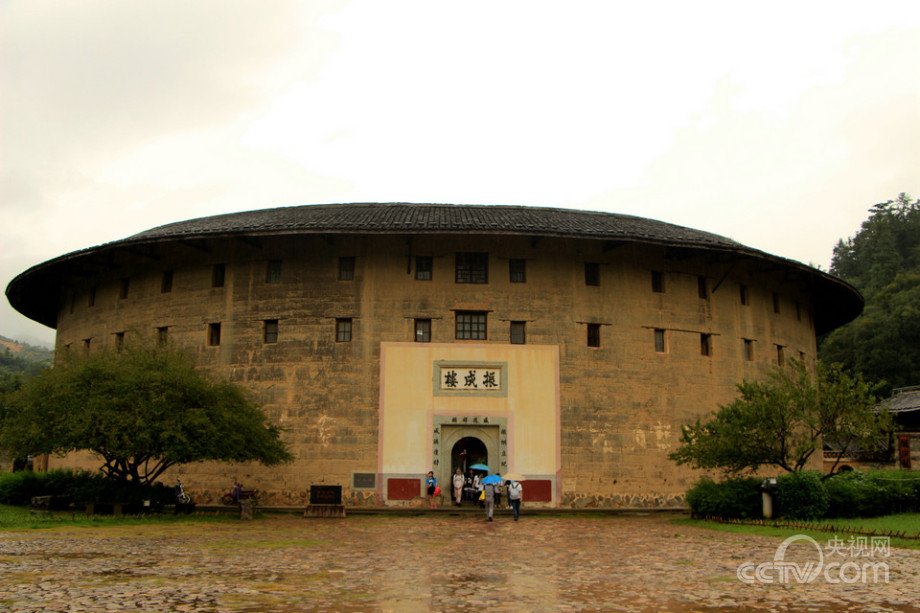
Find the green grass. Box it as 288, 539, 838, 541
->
672, 512, 920, 550
0, 503, 238, 531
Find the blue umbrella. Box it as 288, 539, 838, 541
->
480, 474, 503, 485
469, 463, 490, 471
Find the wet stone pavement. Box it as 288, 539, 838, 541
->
1, 513, 919, 612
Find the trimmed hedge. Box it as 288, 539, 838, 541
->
685, 476, 762, 519
0, 469, 173, 511
686, 470, 920, 521
776, 471, 828, 520
825, 470, 920, 518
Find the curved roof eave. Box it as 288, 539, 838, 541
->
5, 203, 863, 335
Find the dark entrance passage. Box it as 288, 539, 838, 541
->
451, 436, 487, 474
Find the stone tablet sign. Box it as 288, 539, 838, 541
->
310, 485, 342, 505
440, 367, 501, 391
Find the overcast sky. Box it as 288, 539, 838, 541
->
2, 1, 919, 347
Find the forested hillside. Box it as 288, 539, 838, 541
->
819, 193, 920, 394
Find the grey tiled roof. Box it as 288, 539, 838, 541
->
6, 202, 863, 334
880, 387, 920, 413
129, 203, 746, 250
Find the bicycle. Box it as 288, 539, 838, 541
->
175, 478, 191, 504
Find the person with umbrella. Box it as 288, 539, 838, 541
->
480, 474, 503, 521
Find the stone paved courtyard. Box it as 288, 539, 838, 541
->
2, 513, 919, 612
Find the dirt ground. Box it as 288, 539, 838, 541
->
2, 514, 919, 612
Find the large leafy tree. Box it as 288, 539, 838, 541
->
669, 360, 890, 475
820, 193, 920, 394
0, 341, 293, 484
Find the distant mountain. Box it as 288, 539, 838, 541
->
0, 335, 54, 373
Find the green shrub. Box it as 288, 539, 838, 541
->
777, 471, 829, 520
0, 470, 174, 511
685, 476, 763, 519
825, 470, 920, 518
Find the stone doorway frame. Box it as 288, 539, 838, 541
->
432, 416, 508, 491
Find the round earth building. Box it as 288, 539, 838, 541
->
6, 203, 862, 508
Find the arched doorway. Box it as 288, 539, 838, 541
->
451, 436, 487, 474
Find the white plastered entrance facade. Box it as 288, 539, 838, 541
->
378, 342, 561, 505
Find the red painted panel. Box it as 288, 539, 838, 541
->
388, 478, 421, 500
525, 479, 552, 502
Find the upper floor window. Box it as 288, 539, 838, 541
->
700, 333, 712, 357
161, 270, 173, 294
266, 260, 282, 284
698, 276, 708, 300
119, 277, 130, 299
509, 259, 526, 283
510, 321, 526, 344
88, 286, 96, 307
336, 318, 353, 342
456, 253, 488, 284
264, 319, 279, 344
416, 256, 433, 281
208, 322, 221, 346
338, 257, 355, 281
212, 264, 226, 288
651, 270, 664, 293
740, 284, 749, 305
773, 292, 781, 314
585, 262, 600, 286
743, 338, 754, 361
654, 328, 667, 353
587, 323, 601, 347
456, 311, 487, 340
415, 318, 431, 342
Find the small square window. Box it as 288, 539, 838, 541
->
456, 253, 488, 284
456, 311, 487, 340
264, 319, 279, 344
339, 257, 355, 281
587, 323, 601, 347
208, 322, 221, 346
743, 339, 754, 361
700, 333, 712, 357
510, 321, 526, 344
266, 260, 282, 284
161, 270, 173, 294
414, 318, 431, 342
585, 262, 600, 286
651, 270, 664, 293
119, 277, 130, 299
336, 318, 353, 342
212, 264, 226, 288
654, 329, 666, 353
698, 276, 708, 299
416, 257, 433, 281
509, 259, 526, 283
